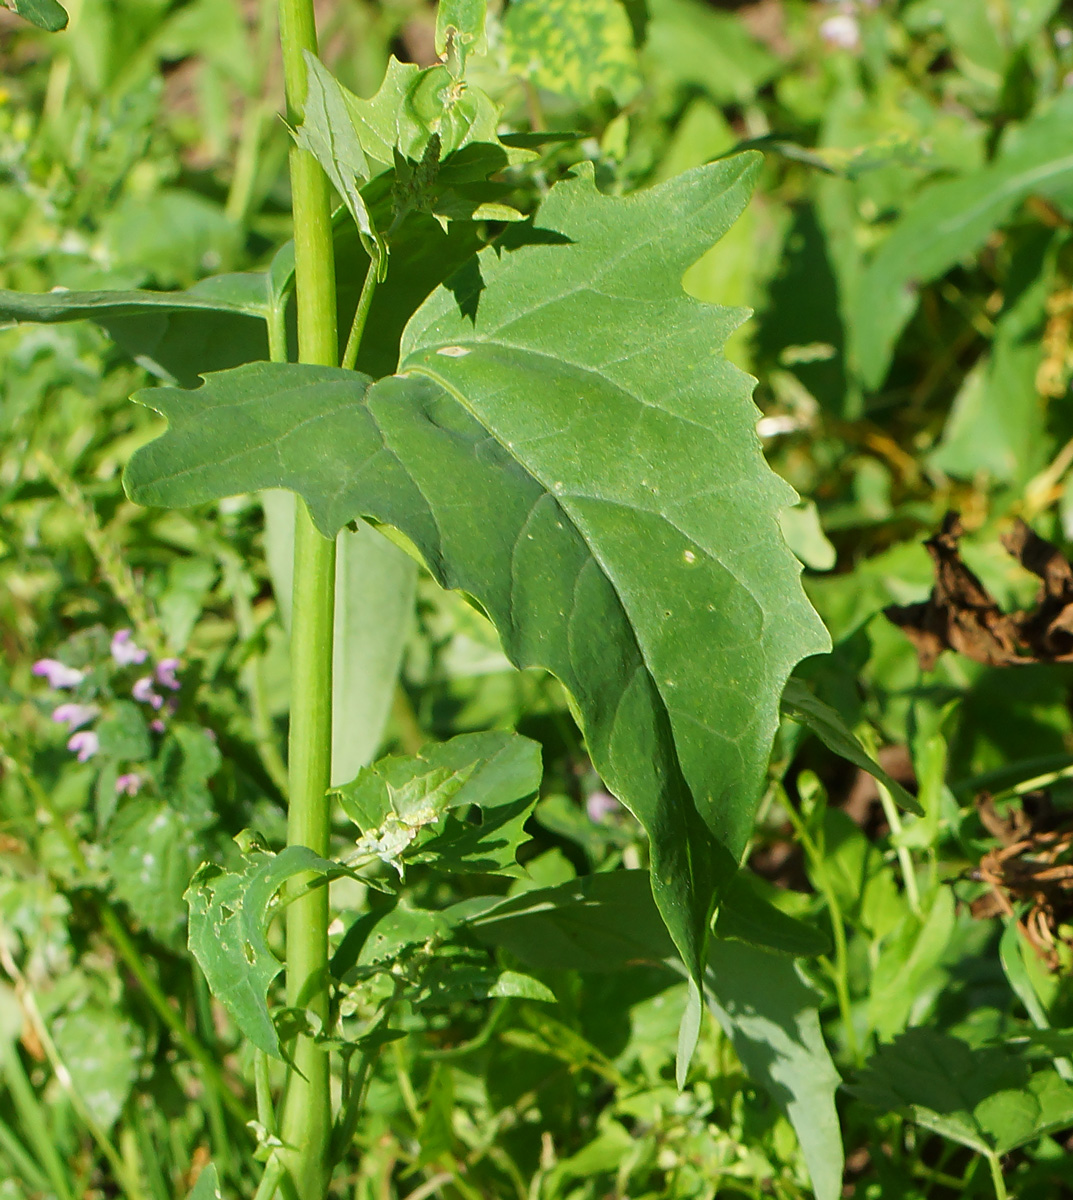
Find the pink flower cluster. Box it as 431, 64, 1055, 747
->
33, 628, 184, 792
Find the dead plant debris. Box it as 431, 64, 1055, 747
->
970, 792, 1073, 968
885, 512, 1073, 669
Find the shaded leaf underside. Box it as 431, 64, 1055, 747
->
127, 158, 829, 980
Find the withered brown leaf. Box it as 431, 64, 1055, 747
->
885, 512, 1073, 669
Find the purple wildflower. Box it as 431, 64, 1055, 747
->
67, 730, 99, 762
586, 789, 620, 823
155, 658, 182, 691
33, 659, 85, 689
150, 718, 166, 734
820, 14, 860, 50
115, 773, 142, 797
132, 676, 164, 710
52, 703, 99, 731
111, 629, 148, 666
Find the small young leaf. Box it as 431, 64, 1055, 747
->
336, 730, 541, 831
295, 54, 377, 242
3, 0, 68, 31
342, 57, 501, 169
489, 969, 556, 1001
412, 795, 536, 876
435, 0, 487, 62
352, 904, 455, 969
185, 843, 343, 1058
781, 677, 922, 815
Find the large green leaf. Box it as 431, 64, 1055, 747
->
0, 278, 269, 388
126, 157, 830, 983
851, 91, 1073, 389
853, 1029, 1073, 1158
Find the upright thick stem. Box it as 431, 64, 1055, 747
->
276, 1, 339, 1196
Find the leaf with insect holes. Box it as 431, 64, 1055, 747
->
185, 842, 345, 1059
125, 156, 830, 989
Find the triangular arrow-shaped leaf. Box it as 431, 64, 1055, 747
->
127, 157, 830, 983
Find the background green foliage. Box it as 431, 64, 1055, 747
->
5, 1, 1073, 1198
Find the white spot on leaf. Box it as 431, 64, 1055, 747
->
437, 346, 470, 358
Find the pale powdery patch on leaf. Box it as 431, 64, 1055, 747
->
351, 817, 419, 877
110, 629, 148, 666
52, 703, 99, 731
67, 731, 99, 762
33, 659, 84, 689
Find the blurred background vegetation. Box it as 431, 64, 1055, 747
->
5, 1, 1073, 1197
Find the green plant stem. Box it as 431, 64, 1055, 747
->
782, 798, 860, 1064
255, 1050, 278, 1136
859, 729, 921, 916
254, 1154, 287, 1200
340, 249, 380, 371
276, 0, 340, 1195
986, 1153, 1008, 1200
